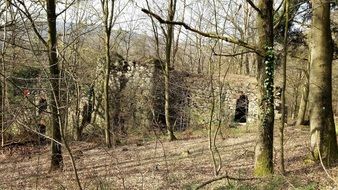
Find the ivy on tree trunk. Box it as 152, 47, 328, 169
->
254, 0, 275, 177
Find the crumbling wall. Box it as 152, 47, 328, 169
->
91, 56, 259, 135
187, 74, 259, 127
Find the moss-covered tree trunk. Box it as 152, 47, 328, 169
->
309, 0, 338, 164
254, 0, 275, 176
47, 0, 63, 171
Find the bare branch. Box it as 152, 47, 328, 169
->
16, 120, 63, 146
274, 0, 285, 15
273, 6, 286, 30
0, 22, 15, 30
245, 0, 263, 16
212, 49, 255, 57
56, 0, 77, 17
194, 173, 260, 190
141, 8, 263, 56
0, 38, 47, 52
12, 0, 48, 47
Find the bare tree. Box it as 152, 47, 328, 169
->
46, 0, 63, 171
252, 0, 275, 176
165, 0, 177, 141
101, 0, 115, 148
0, 0, 10, 148
12, 0, 78, 171
279, 0, 290, 174
99, 0, 130, 147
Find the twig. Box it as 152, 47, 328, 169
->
15, 120, 62, 145
56, 0, 77, 17
194, 173, 259, 190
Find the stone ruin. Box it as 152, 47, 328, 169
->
186, 73, 259, 127
90, 54, 260, 134
6, 54, 262, 142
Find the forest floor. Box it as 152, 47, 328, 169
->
0, 124, 337, 190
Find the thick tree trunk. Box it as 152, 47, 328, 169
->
47, 0, 63, 171
254, 0, 275, 176
309, 0, 338, 164
165, 0, 177, 141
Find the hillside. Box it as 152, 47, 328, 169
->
0, 124, 337, 189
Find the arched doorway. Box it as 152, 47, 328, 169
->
234, 93, 249, 123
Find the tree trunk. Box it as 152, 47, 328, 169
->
279, 0, 289, 174
165, 0, 177, 141
47, 0, 63, 171
296, 73, 309, 126
309, 0, 338, 164
73, 83, 81, 141
1, 2, 9, 148
254, 0, 275, 176
239, 53, 244, 74
292, 72, 302, 119
102, 0, 115, 148
244, 54, 250, 75
104, 34, 112, 148
74, 126, 83, 141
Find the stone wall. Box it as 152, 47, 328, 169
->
186, 73, 259, 127
91, 56, 260, 133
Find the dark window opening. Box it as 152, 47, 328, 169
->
234, 94, 249, 123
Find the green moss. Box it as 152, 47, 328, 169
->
296, 182, 318, 190
254, 151, 273, 177
311, 146, 320, 161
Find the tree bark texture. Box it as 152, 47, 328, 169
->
102, 0, 115, 148
296, 73, 309, 126
104, 32, 112, 148
309, 0, 338, 164
254, 0, 275, 176
47, 0, 63, 171
165, 0, 177, 141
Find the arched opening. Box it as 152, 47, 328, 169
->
234, 93, 249, 123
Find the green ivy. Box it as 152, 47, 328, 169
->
264, 46, 275, 111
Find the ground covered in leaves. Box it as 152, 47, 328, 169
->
0, 124, 337, 189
